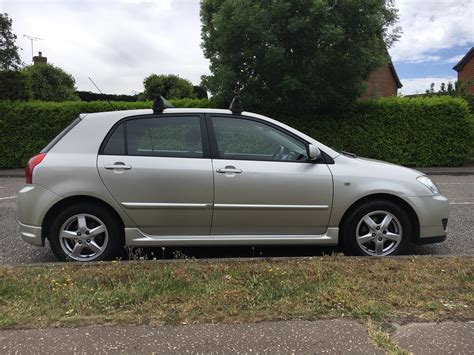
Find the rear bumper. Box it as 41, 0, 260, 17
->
19, 222, 43, 246
17, 184, 60, 247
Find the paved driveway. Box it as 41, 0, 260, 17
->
1, 175, 473, 263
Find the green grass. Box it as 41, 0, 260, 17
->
368, 320, 411, 355
0, 256, 472, 329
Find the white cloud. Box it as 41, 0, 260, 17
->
4, 0, 209, 94
443, 54, 465, 64
399, 76, 457, 95
403, 55, 442, 63
390, 0, 474, 62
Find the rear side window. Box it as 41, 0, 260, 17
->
41, 116, 81, 153
101, 115, 204, 158
127, 116, 203, 158
102, 123, 125, 155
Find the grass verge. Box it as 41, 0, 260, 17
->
368, 320, 411, 355
1, 256, 472, 329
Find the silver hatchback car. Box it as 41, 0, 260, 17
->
18, 99, 449, 261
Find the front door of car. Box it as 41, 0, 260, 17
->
98, 114, 213, 235
208, 114, 333, 235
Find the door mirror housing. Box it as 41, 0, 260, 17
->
308, 144, 321, 161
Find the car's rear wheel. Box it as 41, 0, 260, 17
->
342, 200, 412, 256
49, 202, 124, 262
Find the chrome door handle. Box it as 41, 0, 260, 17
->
216, 167, 242, 174
105, 163, 132, 170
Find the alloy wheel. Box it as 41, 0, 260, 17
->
355, 210, 402, 256
59, 214, 109, 261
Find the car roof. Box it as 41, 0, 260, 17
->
80, 108, 234, 120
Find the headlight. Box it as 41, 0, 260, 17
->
417, 176, 440, 195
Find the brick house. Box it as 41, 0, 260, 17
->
363, 61, 402, 98
453, 47, 474, 94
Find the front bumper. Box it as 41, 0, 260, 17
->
19, 222, 43, 246
407, 194, 449, 243
413, 234, 446, 245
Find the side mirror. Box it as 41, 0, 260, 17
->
308, 144, 321, 161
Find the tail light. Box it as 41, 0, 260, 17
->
25, 153, 46, 184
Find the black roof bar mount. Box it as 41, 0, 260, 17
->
153, 95, 175, 114
229, 95, 243, 115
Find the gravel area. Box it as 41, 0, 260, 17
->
1, 175, 473, 263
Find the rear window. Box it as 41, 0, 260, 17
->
41, 116, 82, 153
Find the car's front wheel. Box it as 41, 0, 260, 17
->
342, 200, 412, 256
48, 202, 124, 262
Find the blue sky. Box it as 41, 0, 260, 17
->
394, 45, 471, 78
3, 0, 474, 95
389, 0, 473, 94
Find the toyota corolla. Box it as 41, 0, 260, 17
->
17, 98, 449, 261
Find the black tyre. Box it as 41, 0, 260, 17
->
48, 202, 124, 262
342, 200, 412, 256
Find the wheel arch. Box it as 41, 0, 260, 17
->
41, 195, 125, 242
338, 193, 420, 245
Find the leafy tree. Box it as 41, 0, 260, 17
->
193, 85, 208, 99
23, 63, 79, 101
143, 74, 194, 99
0, 13, 22, 70
201, 0, 400, 114
425, 81, 474, 112
425, 81, 471, 97
0, 70, 30, 100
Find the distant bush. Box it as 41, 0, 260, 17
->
143, 74, 194, 100
76, 91, 140, 102
0, 99, 212, 168
0, 70, 30, 100
23, 63, 79, 101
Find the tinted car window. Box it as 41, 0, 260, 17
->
102, 123, 125, 155
211, 116, 308, 161
126, 116, 203, 158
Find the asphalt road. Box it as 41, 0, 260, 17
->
1, 175, 473, 263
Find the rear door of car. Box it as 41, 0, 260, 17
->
207, 114, 333, 235
97, 113, 214, 236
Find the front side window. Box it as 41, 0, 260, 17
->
101, 115, 204, 158
210, 116, 308, 161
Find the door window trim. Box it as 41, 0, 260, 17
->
205, 113, 326, 164
98, 113, 211, 159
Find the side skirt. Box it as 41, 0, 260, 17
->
125, 228, 339, 247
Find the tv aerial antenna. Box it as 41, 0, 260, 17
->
23, 34, 44, 60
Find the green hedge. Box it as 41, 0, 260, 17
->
0, 99, 212, 168
0, 96, 471, 168
271, 96, 472, 167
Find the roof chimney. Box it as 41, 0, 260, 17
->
33, 51, 47, 65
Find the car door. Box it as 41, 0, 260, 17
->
98, 113, 213, 235
208, 114, 333, 235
